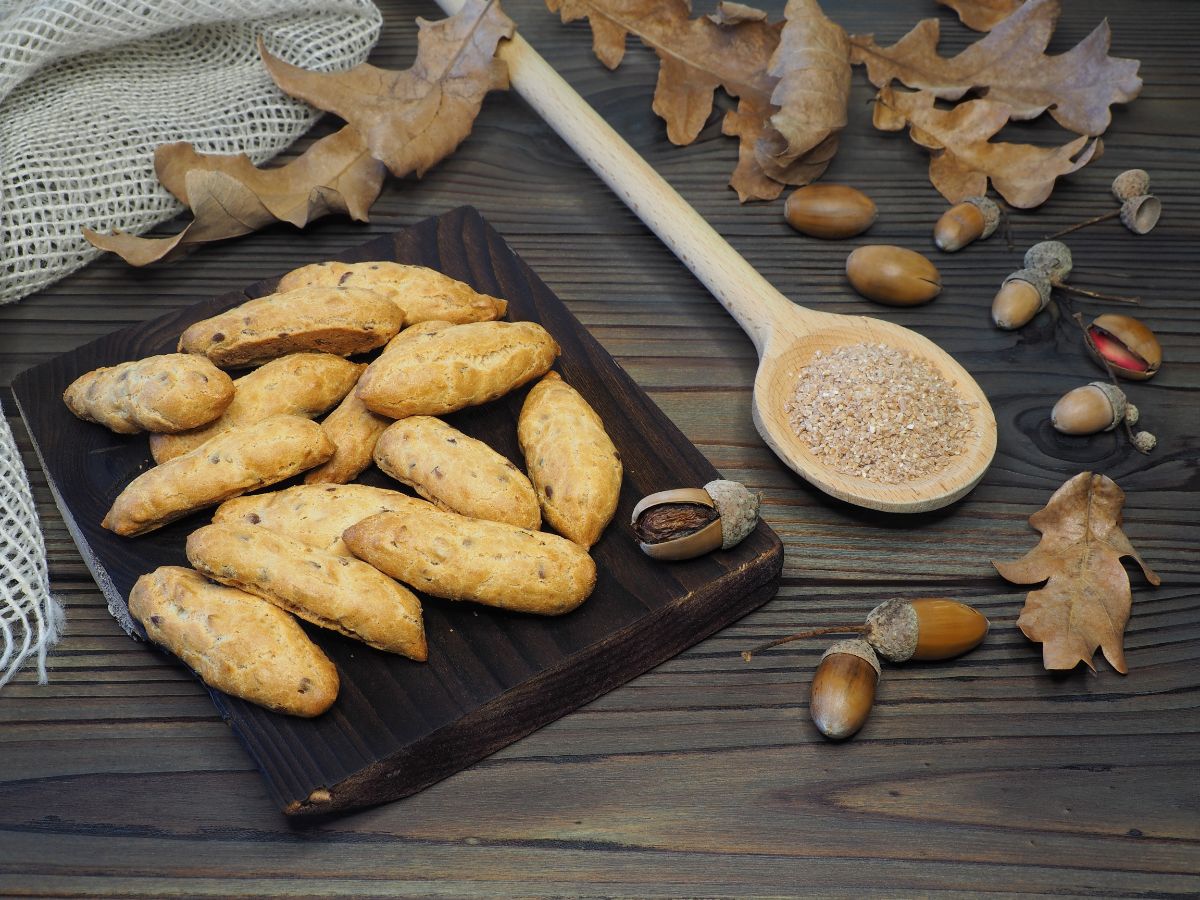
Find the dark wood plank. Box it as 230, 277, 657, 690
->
0, 0, 1197, 893
10, 208, 783, 815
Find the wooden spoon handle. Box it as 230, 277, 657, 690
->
435, 0, 813, 352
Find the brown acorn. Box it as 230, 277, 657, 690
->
991, 268, 1051, 330
863, 598, 990, 663
845, 245, 941, 306
933, 196, 1000, 252
1051, 382, 1127, 435
1087, 314, 1162, 381
785, 184, 877, 239
632, 480, 760, 560
810, 639, 879, 741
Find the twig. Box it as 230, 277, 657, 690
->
1054, 281, 1140, 305
741, 625, 866, 661
1046, 210, 1120, 239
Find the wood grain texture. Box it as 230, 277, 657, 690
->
0, 0, 1197, 894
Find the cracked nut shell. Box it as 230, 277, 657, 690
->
632, 480, 759, 560
1088, 314, 1162, 381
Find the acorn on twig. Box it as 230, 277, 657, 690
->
1047, 170, 1162, 239
741, 598, 990, 664
933, 195, 1000, 252
992, 241, 1140, 330
632, 480, 759, 560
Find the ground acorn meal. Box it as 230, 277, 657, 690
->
785, 343, 975, 483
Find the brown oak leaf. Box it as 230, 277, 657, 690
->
936, 0, 1024, 32
850, 0, 1142, 136
757, 0, 850, 188
872, 86, 1101, 208
546, 0, 790, 200
259, 0, 514, 179
994, 472, 1160, 674
83, 126, 385, 265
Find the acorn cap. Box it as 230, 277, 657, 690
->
1133, 431, 1157, 452
1111, 169, 1150, 202
1003, 268, 1052, 306
1119, 195, 1161, 235
703, 479, 760, 549
965, 196, 1000, 240
822, 638, 881, 676
1024, 240, 1073, 281
1088, 381, 1128, 431
864, 599, 919, 663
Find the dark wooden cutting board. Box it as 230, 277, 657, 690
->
12, 207, 783, 817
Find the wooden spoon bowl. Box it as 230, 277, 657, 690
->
433, 14, 998, 512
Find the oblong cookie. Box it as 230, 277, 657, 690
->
187, 522, 427, 660
63, 353, 234, 434
374, 416, 540, 529
277, 261, 507, 326
178, 285, 404, 368
130, 566, 338, 717
343, 507, 596, 616
214, 483, 431, 557
518, 371, 622, 548
103, 415, 334, 536
151, 353, 363, 464
303, 388, 392, 485
357, 320, 559, 419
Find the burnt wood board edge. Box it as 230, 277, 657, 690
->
12, 207, 784, 817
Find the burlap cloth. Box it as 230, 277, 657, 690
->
0, 0, 382, 687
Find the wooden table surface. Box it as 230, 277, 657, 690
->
2, 0, 1197, 895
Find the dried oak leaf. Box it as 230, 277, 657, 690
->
850, 0, 1142, 136
936, 0, 1024, 33
872, 85, 1101, 208
994, 472, 1160, 674
757, 0, 851, 188
83, 126, 386, 265
546, 0, 791, 200
259, 0, 514, 179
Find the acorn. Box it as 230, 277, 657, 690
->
1051, 382, 1127, 435
785, 184, 877, 239
632, 479, 760, 560
933, 196, 1000, 252
845, 245, 941, 306
991, 268, 1051, 330
742, 597, 989, 663
810, 639, 879, 741
1086, 314, 1162, 381
863, 598, 990, 663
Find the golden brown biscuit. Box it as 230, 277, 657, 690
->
343, 507, 596, 616
373, 417, 540, 529
151, 353, 362, 464
303, 389, 391, 485
130, 566, 338, 717
178, 285, 404, 368
276, 261, 507, 326
214, 483, 431, 557
103, 415, 334, 536
518, 371, 622, 548
357, 320, 559, 419
63, 354, 234, 434
187, 523, 427, 660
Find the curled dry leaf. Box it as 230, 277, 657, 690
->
936, 0, 1024, 32
547, 0, 784, 200
259, 0, 514, 179
83, 127, 386, 266
758, 0, 851, 188
873, 86, 1101, 208
850, 0, 1142, 137
545, 0, 849, 201
994, 472, 1160, 674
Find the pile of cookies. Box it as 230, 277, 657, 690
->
64, 261, 623, 717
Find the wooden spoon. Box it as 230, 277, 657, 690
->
434, 9, 997, 512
